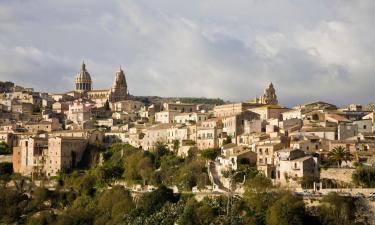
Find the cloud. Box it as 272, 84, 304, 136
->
0, 0, 375, 107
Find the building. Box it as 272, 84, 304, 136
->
218, 144, 257, 171
222, 111, 260, 140
275, 149, 319, 187
214, 103, 260, 117
53, 62, 130, 108
174, 112, 209, 124
113, 100, 144, 112
163, 102, 197, 113
155, 110, 179, 124
14, 137, 48, 176
66, 101, 93, 129
45, 137, 87, 177
249, 105, 290, 120
250, 82, 279, 105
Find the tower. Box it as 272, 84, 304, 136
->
261, 82, 278, 105
74, 61, 92, 92
109, 66, 128, 102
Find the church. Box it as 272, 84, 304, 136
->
68, 62, 130, 106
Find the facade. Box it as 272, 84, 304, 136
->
222, 111, 260, 140
155, 110, 179, 124
45, 137, 87, 177
163, 102, 197, 113
66, 101, 93, 129
75, 62, 92, 92
250, 82, 279, 105
214, 103, 260, 117
275, 149, 319, 187
249, 105, 290, 120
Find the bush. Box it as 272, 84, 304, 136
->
352, 166, 375, 187
200, 148, 220, 161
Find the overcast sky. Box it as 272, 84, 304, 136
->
0, 0, 374, 107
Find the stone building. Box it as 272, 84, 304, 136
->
251, 82, 279, 105
53, 62, 130, 107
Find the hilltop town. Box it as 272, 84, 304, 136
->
1, 62, 375, 224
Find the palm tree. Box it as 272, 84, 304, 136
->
328, 146, 353, 167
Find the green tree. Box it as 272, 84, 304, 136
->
136, 185, 178, 216
243, 174, 274, 225
172, 140, 180, 152
200, 148, 220, 161
352, 166, 375, 188
179, 198, 215, 225
123, 151, 143, 181
0, 142, 11, 155
266, 192, 306, 225
96, 186, 134, 224
328, 146, 353, 167
104, 100, 110, 111
223, 135, 232, 145
319, 192, 355, 225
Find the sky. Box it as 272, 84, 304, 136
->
0, 0, 374, 107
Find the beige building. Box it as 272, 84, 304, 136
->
163, 102, 197, 113
45, 137, 87, 177
275, 149, 319, 187
155, 110, 179, 124
222, 111, 260, 140
52, 101, 70, 114
24, 120, 61, 134
255, 142, 284, 166
249, 105, 290, 120
66, 101, 93, 130
214, 102, 260, 117
196, 126, 222, 150
14, 137, 48, 176
218, 144, 257, 171
174, 112, 209, 124
113, 100, 144, 112
141, 123, 173, 150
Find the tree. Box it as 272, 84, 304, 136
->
244, 173, 272, 193
104, 100, 110, 111
179, 198, 215, 225
96, 186, 134, 224
328, 146, 353, 167
172, 140, 180, 152
319, 192, 355, 225
136, 185, 178, 216
243, 174, 274, 225
0, 142, 11, 155
200, 148, 220, 161
0, 162, 13, 175
223, 135, 232, 145
352, 166, 375, 187
154, 141, 169, 168
266, 192, 306, 225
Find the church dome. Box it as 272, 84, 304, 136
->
75, 61, 92, 92
75, 62, 92, 83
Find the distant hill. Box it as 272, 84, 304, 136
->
0, 81, 15, 93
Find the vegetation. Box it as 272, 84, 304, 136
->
0, 142, 11, 155
319, 192, 356, 225
327, 146, 353, 167
352, 166, 375, 187
104, 100, 110, 111
200, 148, 220, 161
0, 143, 371, 225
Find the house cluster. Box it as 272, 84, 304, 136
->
1, 64, 375, 187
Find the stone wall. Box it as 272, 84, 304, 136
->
320, 168, 355, 183
0, 155, 12, 163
